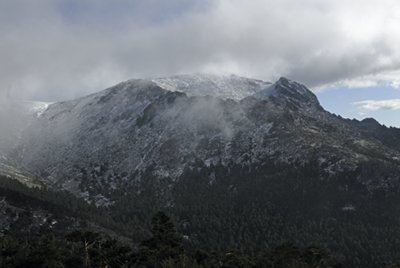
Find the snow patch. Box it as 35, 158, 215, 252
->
152, 74, 271, 101
342, 204, 356, 211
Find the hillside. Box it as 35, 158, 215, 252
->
2, 74, 400, 267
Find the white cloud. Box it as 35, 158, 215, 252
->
1, 0, 400, 101
354, 99, 400, 111
315, 69, 400, 92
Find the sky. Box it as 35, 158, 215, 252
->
0, 0, 399, 127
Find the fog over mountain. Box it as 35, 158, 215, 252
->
1, 1, 400, 267
0, 74, 400, 267
2, 74, 399, 195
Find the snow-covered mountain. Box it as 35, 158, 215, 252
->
5, 74, 399, 202
3, 74, 400, 267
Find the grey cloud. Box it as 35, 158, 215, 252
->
1, 0, 400, 101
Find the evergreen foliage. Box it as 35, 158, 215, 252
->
0, 211, 344, 268
2, 155, 400, 268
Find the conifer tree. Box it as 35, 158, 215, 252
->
136, 211, 183, 266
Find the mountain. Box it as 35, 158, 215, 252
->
10, 75, 400, 196
3, 74, 400, 267
351, 117, 400, 152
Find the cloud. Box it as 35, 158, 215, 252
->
354, 99, 400, 111
1, 0, 400, 101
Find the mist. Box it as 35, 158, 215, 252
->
0, 98, 37, 158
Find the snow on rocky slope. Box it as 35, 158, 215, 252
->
0, 162, 42, 188
4, 74, 400, 201
152, 74, 271, 101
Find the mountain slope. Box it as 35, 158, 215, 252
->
4, 74, 400, 267
11, 75, 400, 194
351, 117, 400, 152
0, 162, 42, 188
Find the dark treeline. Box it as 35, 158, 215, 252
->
2, 156, 400, 267
0, 211, 345, 268
102, 160, 400, 268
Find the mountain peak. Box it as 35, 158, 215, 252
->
361, 117, 380, 125
113, 74, 322, 114
274, 77, 314, 97
359, 117, 382, 129
252, 77, 322, 112
277, 76, 292, 83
